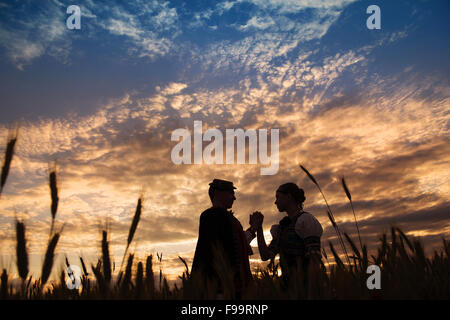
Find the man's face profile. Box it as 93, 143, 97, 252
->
213, 189, 236, 209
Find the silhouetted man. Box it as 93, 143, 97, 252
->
191, 179, 255, 299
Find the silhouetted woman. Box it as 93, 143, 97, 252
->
250, 182, 323, 297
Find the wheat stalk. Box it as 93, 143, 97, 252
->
120, 197, 142, 271
135, 261, 144, 298
80, 256, 89, 276
48, 164, 59, 236
299, 164, 350, 265
127, 198, 142, 251
328, 241, 344, 268
0, 129, 18, 197
342, 177, 363, 251
145, 254, 154, 296
120, 253, 134, 297
0, 269, 8, 299
125, 254, 134, 282
41, 231, 61, 286
102, 230, 112, 283
16, 220, 29, 281
178, 256, 190, 279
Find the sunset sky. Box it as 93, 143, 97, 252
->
0, 0, 449, 283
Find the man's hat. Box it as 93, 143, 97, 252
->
209, 179, 236, 191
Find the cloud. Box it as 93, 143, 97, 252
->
0, 1, 69, 69
244, 0, 357, 13
216, 1, 237, 14
0, 0, 448, 280
1, 63, 448, 271
0, 1, 182, 69
96, 2, 179, 60
0, 0, 358, 70
158, 82, 188, 95
106, 18, 142, 40
239, 16, 276, 30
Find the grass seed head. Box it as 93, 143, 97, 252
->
1, 133, 18, 196
16, 220, 29, 280
341, 177, 352, 201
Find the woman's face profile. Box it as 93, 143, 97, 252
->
275, 190, 289, 212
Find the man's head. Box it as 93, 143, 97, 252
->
208, 179, 236, 209
275, 182, 305, 212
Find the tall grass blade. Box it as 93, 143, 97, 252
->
299, 164, 350, 265
80, 257, 88, 276
396, 227, 414, 252
91, 261, 105, 294
127, 198, 142, 251
26, 276, 32, 290
16, 220, 29, 281
344, 232, 361, 261
327, 210, 336, 228
0, 269, 7, 300
120, 253, 134, 297
102, 230, 112, 283
0, 132, 18, 197
178, 255, 190, 279
145, 255, 154, 296
299, 164, 319, 186
120, 197, 142, 271
329, 242, 344, 269
125, 254, 134, 284
49, 166, 58, 235
41, 232, 61, 285
443, 239, 449, 258
362, 244, 368, 271
135, 261, 143, 298
342, 177, 363, 251
391, 227, 397, 258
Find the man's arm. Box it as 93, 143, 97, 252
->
245, 227, 256, 244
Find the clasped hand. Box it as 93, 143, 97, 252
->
249, 211, 264, 230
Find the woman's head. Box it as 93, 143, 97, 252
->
275, 182, 305, 212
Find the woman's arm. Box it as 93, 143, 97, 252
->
256, 226, 275, 261
251, 212, 275, 261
